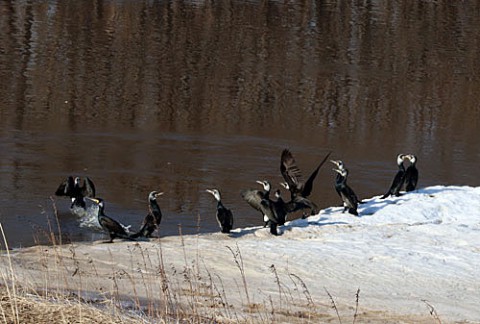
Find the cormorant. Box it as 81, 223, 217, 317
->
241, 180, 286, 235
280, 149, 331, 216
131, 191, 164, 238
87, 197, 135, 243
381, 154, 407, 199
405, 154, 418, 192
330, 160, 359, 216
272, 189, 288, 226
206, 189, 234, 233
241, 180, 271, 226
55, 176, 96, 209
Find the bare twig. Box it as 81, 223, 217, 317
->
289, 273, 314, 306
353, 288, 360, 324
50, 197, 62, 245
270, 264, 282, 308
226, 244, 250, 306
422, 299, 442, 324
325, 287, 342, 324
0, 223, 19, 324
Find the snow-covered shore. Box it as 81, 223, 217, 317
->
2, 186, 479, 323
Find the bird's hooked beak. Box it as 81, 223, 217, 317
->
86, 197, 100, 204
256, 180, 270, 191
155, 192, 164, 197
330, 160, 339, 166
404, 154, 416, 164
205, 189, 214, 195
206, 189, 221, 201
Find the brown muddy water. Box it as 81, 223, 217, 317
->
1, 1, 480, 247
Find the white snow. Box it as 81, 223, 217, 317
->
220, 185, 480, 321
3, 185, 480, 322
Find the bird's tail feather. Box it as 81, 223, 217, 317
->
129, 223, 148, 239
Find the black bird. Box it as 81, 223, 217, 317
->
272, 189, 288, 226
381, 154, 407, 199
256, 180, 272, 200
241, 180, 271, 226
132, 191, 164, 238
280, 149, 331, 216
55, 176, 96, 209
242, 180, 286, 235
87, 197, 134, 243
206, 189, 234, 233
405, 154, 419, 192
331, 160, 359, 216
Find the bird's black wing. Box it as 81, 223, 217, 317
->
280, 149, 303, 190
260, 198, 278, 224
343, 185, 359, 207
289, 196, 318, 214
55, 176, 75, 196
82, 177, 96, 197
405, 166, 418, 192
242, 189, 277, 224
217, 206, 234, 232
241, 189, 266, 212
99, 215, 129, 237
130, 214, 156, 238
302, 151, 332, 197
381, 170, 405, 198
226, 209, 234, 228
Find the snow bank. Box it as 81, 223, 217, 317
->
3, 186, 479, 322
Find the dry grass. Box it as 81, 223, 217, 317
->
0, 242, 444, 324
0, 203, 446, 324
0, 287, 141, 324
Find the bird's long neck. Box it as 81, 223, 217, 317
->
335, 172, 346, 186
264, 187, 271, 200
149, 198, 162, 219
335, 173, 343, 183
97, 204, 106, 217
73, 178, 82, 195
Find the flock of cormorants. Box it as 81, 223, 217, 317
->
55, 149, 418, 242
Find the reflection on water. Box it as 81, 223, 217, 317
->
1, 1, 479, 247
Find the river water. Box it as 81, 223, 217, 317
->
1, 0, 479, 247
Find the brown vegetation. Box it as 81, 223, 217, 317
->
0, 206, 444, 323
